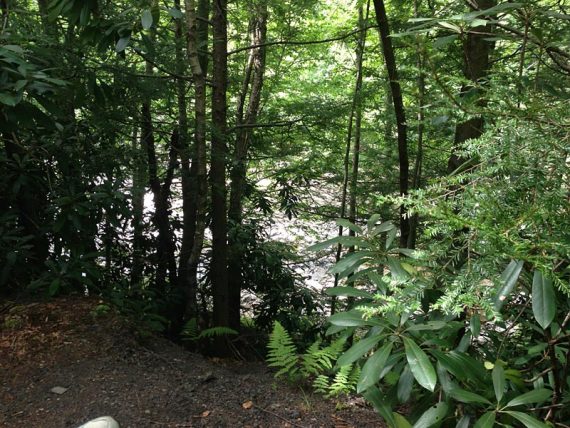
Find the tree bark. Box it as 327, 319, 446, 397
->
372, 0, 411, 248
211, 0, 232, 338
227, 1, 268, 330
179, 0, 209, 321
449, 0, 495, 174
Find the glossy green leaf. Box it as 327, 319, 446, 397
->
473, 412, 495, 428
363, 387, 396, 427
492, 364, 505, 402
503, 411, 549, 428
470, 315, 481, 337
168, 7, 183, 19
367, 214, 382, 231
394, 413, 413, 428
335, 218, 363, 234
449, 388, 491, 404
456, 415, 470, 428
141, 9, 153, 29
325, 286, 373, 298
329, 251, 370, 274
397, 365, 414, 402
115, 36, 130, 52
406, 321, 447, 332
532, 271, 556, 329
494, 260, 524, 311
505, 388, 552, 407
357, 342, 393, 393
329, 310, 366, 327
413, 402, 448, 428
403, 337, 437, 392
337, 335, 382, 366
307, 235, 371, 252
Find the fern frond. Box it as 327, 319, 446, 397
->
181, 318, 199, 341
312, 374, 330, 394
328, 364, 355, 397
267, 321, 299, 379
198, 326, 238, 339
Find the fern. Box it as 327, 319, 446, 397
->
327, 364, 358, 397
301, 336, 346, 376
267, 321, 299, 379
181, 319, 238, 342
312, 374, 330, 394
198, 326, 238, 339
181, 318, 199, 341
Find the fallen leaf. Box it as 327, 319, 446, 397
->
242, 400, 253, 409
201, 410, 211, 417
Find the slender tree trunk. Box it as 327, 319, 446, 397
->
227, 1, 268, 330
211, 0, 232, 337
180, 0, 209, 321
372, 0, 410, 248
141, 14, 178, 292
408, 0, 426, 249
331, 4, 369, 314
130, 122, 145, 287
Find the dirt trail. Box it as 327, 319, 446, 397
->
0, 297, 383, 427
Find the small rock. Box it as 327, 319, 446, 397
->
50, 386, 68, 395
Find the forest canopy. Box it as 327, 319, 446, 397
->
1, 0, 569, 426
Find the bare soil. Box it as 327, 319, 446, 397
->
0, 297, 384, 428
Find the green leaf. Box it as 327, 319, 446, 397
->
470, 315, 481, 337
329, 310, 366, 327
494, 260, 524, 311
394, 413, 413, 428
141, 9, 153, 30
456, 415, 470, 428
115, 36, 130, 52
433, 34, 458, 49
307, 235, 370, 252
330, 251, 370, 274
413, 402, 448, 428
367, 214, 382, 231
505, 388, 552, 407
438, 21, 461, 32
168, 7, 184, 19
492, 364, 505, 402
337, 335, 382, 366
336, 218, 363, 234
473, 412, 495, 428
406, 321, 447, 332
503, 411, 549, 428
371, 221, 395, 237
449, 388, 491, 404
325, 286, 374, 298
357, 342, 393, 393
386, 257, 409, 280
397, 365, 414, 402
363, 387, 396, 427
403, 337, 437, 392
532, 271, 556, 329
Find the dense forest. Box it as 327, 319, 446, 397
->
1, 0, 569, 426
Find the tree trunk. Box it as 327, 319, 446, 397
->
211, 0, 232, 339
227, 1, 268, 330
449, 0, 495, 174
372, 0, 410, 248
179, 0, 209, 321
130, 122, 145, 287
141, 16, 178, 292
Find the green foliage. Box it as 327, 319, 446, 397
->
181, 319, 239, 342
267, 321, 299, 379
314, 213, 568, 426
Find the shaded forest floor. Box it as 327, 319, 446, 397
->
0, 297, 384, 428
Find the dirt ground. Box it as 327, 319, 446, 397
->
0, 297, 385, 428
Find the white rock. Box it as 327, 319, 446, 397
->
77, 416, 120, 428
